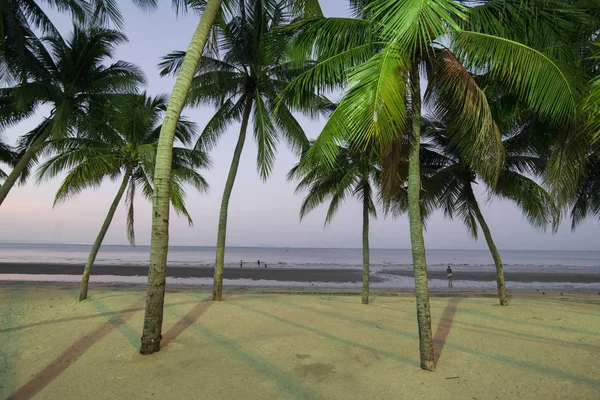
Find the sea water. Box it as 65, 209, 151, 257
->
0, 243, 598, 273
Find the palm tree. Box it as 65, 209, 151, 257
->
282, 0, 588, 370
140, 0, 326, 356
141, 0, 224, 356
158, 0, 328, 302
289, 142, 379, 304
0, 0, 158, 81
37, 93, 209, 301
414, 116, 555, 305
0, 25, 144, 206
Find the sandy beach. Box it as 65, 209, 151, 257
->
0, 283, 599, 399
0, 262, 599, 284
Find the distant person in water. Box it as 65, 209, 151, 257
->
264, 263, 267, 268
240, 260, 243, 268
447, 265, 453, 287
257, 260, 260, 266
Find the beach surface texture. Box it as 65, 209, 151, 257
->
0, 284, 598, 399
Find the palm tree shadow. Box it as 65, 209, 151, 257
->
433, 298, 461, 366
161, 298, 215, 348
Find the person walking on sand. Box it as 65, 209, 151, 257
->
447, 265, 453, 288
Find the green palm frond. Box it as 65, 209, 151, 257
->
426, 49, 505, 183
195, 96, 247, 152
370, 0, 466, 52
291, 141, 379, 226
569, 147, 600, 229
253, 92, 278, 180
305, 46, 409, 168
52, 154, 123, 205
452, 30, 586, 123
493, 170, 554, 231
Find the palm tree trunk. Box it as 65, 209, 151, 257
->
0, 131, 48, 206
471, 194, 508, 306
140, 0, 222, 356
361, 184, 370, 305
408, 62, 435, 371
213, 95, 254, 301
79, 170, 131, 301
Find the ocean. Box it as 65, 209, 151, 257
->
1, 243, 599, 290
1, 242, 599, 271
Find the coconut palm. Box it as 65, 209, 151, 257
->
282, 0, 589, 370
289, 142, 379, 304
36, 92, 209, 301
141, 0, 223, 356
140, 0, 326, 355
0, 0, 159, 81
0, 25, 144, 206
413, 116, 555, 305
158, 0, 329, 302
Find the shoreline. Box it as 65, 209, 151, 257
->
2, 280, 600, 297
0, 262, 599, 284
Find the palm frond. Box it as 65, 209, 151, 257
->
452, 30, 586, 123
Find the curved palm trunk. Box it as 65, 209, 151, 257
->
0, 131, 48, 206
408, 63, 435, 371
471, 195, 508, 306
361, 184, 370, 305
213, 95, 254, 301
79, 171, 130, 301
140, 0, 222, 356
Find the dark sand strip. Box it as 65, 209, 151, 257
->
0, 262, 598, 283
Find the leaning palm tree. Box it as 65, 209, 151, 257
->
37, 93, 209, 301
414, 116, 555, 305
289, 142, 379, 304
140, 0, 325, 355
282, 0, 589, 370
141, 0, 224, 356
158, 0, 328, 302
0, 25, 144, 206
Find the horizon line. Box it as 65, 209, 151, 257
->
0, 241, 597, 252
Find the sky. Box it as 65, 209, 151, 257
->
0, 0, 598, 250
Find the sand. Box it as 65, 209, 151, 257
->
0, 283, 599, 399
1, 262, 598, 284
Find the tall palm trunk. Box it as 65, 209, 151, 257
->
213, 94, 254, 301
361, 183, 370, 305
79, 170, 131, 301
470, 190, 508, 306
0, 130, 48, 206
140, 0, 222, 355
408, 62, 435, 371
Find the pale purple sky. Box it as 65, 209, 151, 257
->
0, 1, 598, 250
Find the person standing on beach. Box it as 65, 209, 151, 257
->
240, 260, 243, 268
257, 260, 260, 267
447, 266, 453, 288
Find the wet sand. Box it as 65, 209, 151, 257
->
0, 262, 598, 283
0, 285, 598, 399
